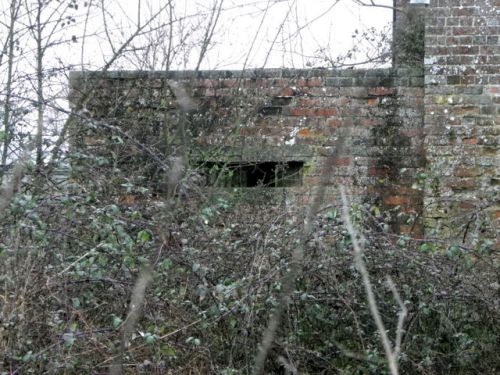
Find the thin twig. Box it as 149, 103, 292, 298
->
55, 242, 104, 277
110, 268, 153, 375
386, 276, 407, 359
340, 186, 399, 375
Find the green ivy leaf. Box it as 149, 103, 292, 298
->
112, 316, 122, 328
145, 334, 155, 345
161, 258, 173, 270
22, 351, 34, 362
137, 230, 151, 242
72, 297, 81, 308
228, 316, 237, 329
419, 243, 431, 253
160, 345, 177, 358
327, 209, 337, 220
62, 332, 75, 347
186, 336, 201, 346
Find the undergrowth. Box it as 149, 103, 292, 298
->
0, 162, 498, 374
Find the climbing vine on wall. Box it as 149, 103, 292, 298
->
394, 7, 425, 66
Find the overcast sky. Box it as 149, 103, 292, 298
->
65, 0, 394, 71
192, 0, 393, 69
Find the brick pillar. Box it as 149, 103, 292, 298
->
423, 0, 499, 251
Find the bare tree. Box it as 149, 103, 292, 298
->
22, 0, 76, 169
0, 0, 22, 175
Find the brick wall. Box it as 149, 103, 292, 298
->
423, 0, 499, 249
68, 0, 499, 246
69, 68, 425, 233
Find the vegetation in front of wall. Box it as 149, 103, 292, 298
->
1, 0, 498, 372
412, 169, 498, 253
1, 156, 498, 374
393, 8, 425, 67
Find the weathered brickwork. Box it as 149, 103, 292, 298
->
69, 68, 425, 233
69, 1, 498, 247
423, 0, 499, 248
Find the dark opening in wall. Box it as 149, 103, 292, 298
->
201, 161, 304, 187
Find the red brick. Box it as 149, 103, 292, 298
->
239, 127, 257, 136
119, 195, 136, 205
401, 128, 423, 137
463, 137, 478, 145
302, 176, 322, 185
460, 201, 477, 209
196, 79, 217, 88
383, 195, 410, 206
487, 87, 500, 95
280, 87, 295, 96
448, 178, 477, 190
222, 79, 238, 88
330, 157, 352, 166
316, 108, 338, 116
297, 78, 322, 87
259, 127, 283, 136
368, 167, 391, 177
327, 118, 342, 127
271, 79, 288, 87
451, 7, 476, 16
297, 128, 313, 137
290, 108, 310, 116
454, 167, 482, 177
360, 118, 382, 127
298, 98, 321, 107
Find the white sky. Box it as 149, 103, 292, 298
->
65, 0, 394, 71
205, 0, 393, 69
